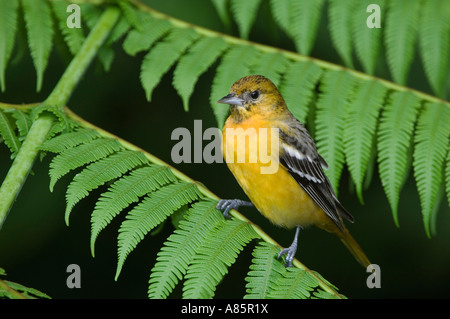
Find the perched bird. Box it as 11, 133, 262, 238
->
216, 75, 370, 268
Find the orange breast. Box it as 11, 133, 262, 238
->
222, 116, 331, 230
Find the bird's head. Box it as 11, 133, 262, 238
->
217, 75, 288, 122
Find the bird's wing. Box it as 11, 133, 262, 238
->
278, 120, 353, 231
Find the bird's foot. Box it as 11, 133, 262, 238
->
216, 199, 253, 219
277, 226, 301, 267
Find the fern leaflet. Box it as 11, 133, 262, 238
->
173, 36, 229, 111
47, 138, 123, 191
22, 0, 54, 92
148, 200, 222, 299
244, 242, 285, 299
413, 103, 450, 236
116, 182, 202, 280
377, 91, 421, 226
140, 28, 200, 102
91, 165, 176, 256
279, 60, 322, 124
0, 109, 21, 158
250, 51, 289, 87
182, 218, 258, 299
64, 150, 148, 225
230, 0, 262, 40
0, 0, 19, 92
315, 70, 356, 192
328, 0, 355, 68
344, 80, 387, 203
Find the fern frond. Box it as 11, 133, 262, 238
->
351, 0, 384, 75
51, 0, 86, 56
0, 109, 21, 158
413, 103, 450, 237
140, 28, 200, 102
91, 165, 176, 257
48, 138, 123, 191
148, 200, 222, 299
289, 0, 325, 55
210, 45, 260, 128
418, 0, 450, 98
250, 51, 289, 87
384, 0, 421, 85
0, 0, 19, 92
9, 109, 31, 141
446, 150, 450, 207
344, 80, 387, 203
244, 242, 285, 299
269, 266, 319, 299
182, 218, 258, 299
327, 0, 355, 68
115, 182, 202, 280
173, 36, 229, 111
315, 70, 356, 192
122, 14, 172, 56
230, 0, 262, 40
22, 0, 54, 92
64, 150, 148, 225
279, 60, 322, 124
40, 128, 100, 153
377, 91, 421, 226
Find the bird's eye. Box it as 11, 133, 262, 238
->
250, 90, 260, 100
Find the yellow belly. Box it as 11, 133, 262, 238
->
222, 115, 325, 230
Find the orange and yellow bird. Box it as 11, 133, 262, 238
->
216, 75, 370, 268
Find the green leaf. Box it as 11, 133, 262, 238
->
22, 0, 54, 92
328, 0, 355, 68
0, 0, 19, 91
9, 109, 32, 141
352, 0, 384, 75
279, 60, 323, 124
148, 200, 222, 299
384, 0, 421, 85
140, 28, 200, 102
344, 80, 387, 203
418, 0, 450, 97
290, 0, 325, 55
122, 15, 172, 56
269, 267, 319, 299
230, 0, 262, 40
173, 36, 228, 111
315, 70, 355, 192
48, 138, 123, 191
182, 218, 257, 299
413, 103, 450, 237
377, 91, 421, 226
210, 45, 260, 128
250, 51, 289, 87
446, 149, 450, 207
244, 242, 285, 299
211, 0, 231, 29
0, 109, 21, 158
40, 128, 101, 153
116, 182, 202, 281
90, 165, 176, 257
51, 0, 86, 56
64, 150, 148, 225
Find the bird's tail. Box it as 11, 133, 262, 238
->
338, 229, 371, 268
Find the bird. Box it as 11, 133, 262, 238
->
216, 74, 370, 268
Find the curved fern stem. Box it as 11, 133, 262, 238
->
63, 107, 342, 298
0, 7, 121, 229
133, 0, 449, 109
0, 114, 53, 229
44, 6, 121, 108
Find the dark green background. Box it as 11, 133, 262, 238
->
0, 0, 449, 299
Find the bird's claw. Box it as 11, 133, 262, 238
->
277, 247, 295, 267
216, 199, 253, 219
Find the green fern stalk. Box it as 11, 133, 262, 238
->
0, 6, 120, 229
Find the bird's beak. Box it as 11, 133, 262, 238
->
217, 93, 244, 106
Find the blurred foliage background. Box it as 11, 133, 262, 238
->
0, 0, 449, 298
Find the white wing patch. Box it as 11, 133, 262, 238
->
282, 144, 323, 183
